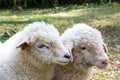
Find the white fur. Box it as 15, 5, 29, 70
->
0, 21, 71, 80
0, 42, 2, 48
53, 23, 109, 80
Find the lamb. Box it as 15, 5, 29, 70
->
0, 21, 71, 80
52, 23, 109, 80
0, 42, 2, 45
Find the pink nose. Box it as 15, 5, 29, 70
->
101, 60, 109, 65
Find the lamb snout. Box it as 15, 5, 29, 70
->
62, 50, 73, 62
53, 50, 72, 65
101, 59, 109, 65
99, 58, 109, 68
64, 54, 71, 59
61, 50, 71, 60
96, 54, 109, 69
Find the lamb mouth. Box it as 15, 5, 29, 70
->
58, 61, 69, 65
97, 65, 108, 69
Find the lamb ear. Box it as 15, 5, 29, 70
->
16, 41, 30, 50
102, 43, 108, 53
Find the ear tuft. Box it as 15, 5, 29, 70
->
102, 43, 108, 53
16, 41, 29, 50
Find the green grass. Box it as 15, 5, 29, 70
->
0, 4, 120, 80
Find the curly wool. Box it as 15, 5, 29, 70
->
0, 21, 69, 80
53, 23, 109, 80
61, 23, 103, 49
0, 42, 2, 45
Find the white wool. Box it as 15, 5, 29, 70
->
53, 23, 109, 80
61, 23, 103, 49
0, 22, 60, 61
0, 21, 71, 80
0, 42, 2, 48
23, 21, 60, 42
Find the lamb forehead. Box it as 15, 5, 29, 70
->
23, 21, 60, 42
24, 21, 59, 35
62, 23, 103, 47
73, 23, 103, 46
73, 34, 103, 49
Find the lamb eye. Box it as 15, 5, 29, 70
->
80, 47, 86, 50
38, 44, 49, 49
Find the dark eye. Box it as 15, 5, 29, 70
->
38, 44, 49, 49
80, 47, 86, 50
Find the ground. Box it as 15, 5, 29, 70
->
0, 4, 120, 80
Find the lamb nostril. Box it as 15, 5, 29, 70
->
102, 60, 108, 65
64, 54, 71, 59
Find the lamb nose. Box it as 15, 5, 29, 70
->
64, 54, 71, 59
102, 60, 109, 65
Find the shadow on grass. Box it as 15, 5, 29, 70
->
97, 25, 120, 46
0, 17, 49, 25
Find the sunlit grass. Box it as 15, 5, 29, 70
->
0, 4, 120, 80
